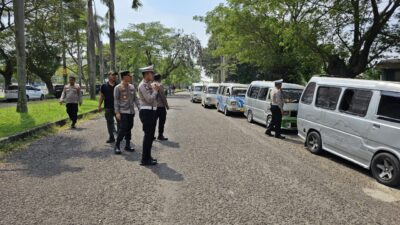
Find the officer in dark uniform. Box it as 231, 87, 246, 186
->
265, 79, 285, 139
98, 71, 119, 143
113, 70, 140, 154
138, 65, 160, 166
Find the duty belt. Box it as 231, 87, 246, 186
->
140, 106, 157, 111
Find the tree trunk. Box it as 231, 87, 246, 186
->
13, 0, 27, 113
43, 79, 54, 95
109, 0, 116, 71
77, 30, 83, 87
98, 41, 105, 83
87, 0, 96, 100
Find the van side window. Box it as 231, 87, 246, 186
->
258, 88, 269, 100
377, 91, 400, 123
250, 87, 260, 99
247, 85, 252, 97
301, 82, 316, 104
339, 89, 372, 117
315, 86, 341, 110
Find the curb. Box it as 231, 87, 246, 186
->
0, 109, 100, 145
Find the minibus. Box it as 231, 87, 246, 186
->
201, 83, 220, 108
298, 77, 400, 187
190, 83, 204, 103
216, 83, 248, 116
244, 81, 304, 130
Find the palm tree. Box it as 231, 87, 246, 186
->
94, 13, 106, 83
87, 0, 96, 100
13, 0, 27, 113
101, 0, 142, 71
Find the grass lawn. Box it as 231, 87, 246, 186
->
0, 98, 98, 138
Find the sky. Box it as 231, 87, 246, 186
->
94, 0, 226, 47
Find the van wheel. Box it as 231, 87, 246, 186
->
371, 153, 400, 187
224, 107, 230, 116
40, 94, 44, 100
190, 98, 194, 103
306, 131, 322, 154
247, 111, 253, 123
266, 115, 272, 128
26, 95, 29, 102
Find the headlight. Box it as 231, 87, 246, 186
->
206, 97, 211, 101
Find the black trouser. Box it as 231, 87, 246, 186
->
105, 108, 119, 140
116, 113, 134, 147
139, 109, 156, 161
155, 107, 167, 137
267, 105, 282, 137
66, 103, 78, 124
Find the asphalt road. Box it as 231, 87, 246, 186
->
1, 93, 400, 225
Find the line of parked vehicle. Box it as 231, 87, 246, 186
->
190, 77, 400, 187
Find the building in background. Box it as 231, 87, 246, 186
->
376, 59, 400, 82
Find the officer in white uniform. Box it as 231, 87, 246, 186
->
138, 65, 160, 166
265, 79, 285, 139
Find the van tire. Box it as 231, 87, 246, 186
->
266, 115, 272, 128
224, 107, 230, 116
371, 152, 400, 187
247, 111, 253, 123
306, 131, 322, 154
26, 95, 29, 102
40, 94, 44, 100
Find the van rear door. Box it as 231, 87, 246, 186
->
367, 91, 400, 162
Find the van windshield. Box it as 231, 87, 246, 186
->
207, 87, 218, 94
193, 86, 203, 92
282, 89, 303, 103
7, 86, 18, 90
232, 88, 247, 97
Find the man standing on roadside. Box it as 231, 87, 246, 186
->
265, 79, 285, 139
98, 71, 119, 143
113, 71, 140, 154
60, 76, 82, 129
138, 65, 159, 166
153, 74, 169, 141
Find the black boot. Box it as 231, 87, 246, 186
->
114, 143, 121, 155
124, 141, 135, 152
106, 137, 115, 143
157, 136, 168, 141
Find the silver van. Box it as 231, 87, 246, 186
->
298, 77, 400, 187
190, 83, 204, 103
201, 83, 219, 108
244, 81, 304, 130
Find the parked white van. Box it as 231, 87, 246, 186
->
201, 83, 219, 108
190, 83, 204, 103
298, 76, 400, 187
244, 81, 304, 130
216, 83, 248, 116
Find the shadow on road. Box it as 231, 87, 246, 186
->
149, 163, 184, 182
158, 140, 180, 149
4, 136, 111, 178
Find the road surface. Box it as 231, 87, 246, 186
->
1, 93, 400, 225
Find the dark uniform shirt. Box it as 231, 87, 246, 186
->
101, 82, 117, 109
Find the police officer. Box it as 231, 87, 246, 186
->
138, 65, 160, 166
113, 70, 140, 154
98, 71, 119, 143
60, 76, 82, 129
153, 74, 169, 141
265, 79, 285, 139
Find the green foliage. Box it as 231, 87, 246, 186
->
117, 22, 202, 82
200, 1, 323, 84
0, 98, 98, 138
